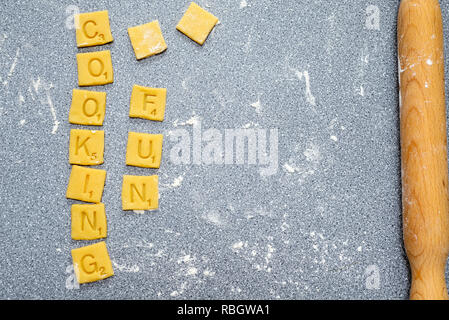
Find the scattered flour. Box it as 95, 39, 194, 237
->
359, 85, 365, 96
177, 254, 194, 264
232, 241, 246, 250
283, 142, 322, 185
112, 261, 140, 273
203, 269, 215, 277
201, 209, 228, 227
171, 175, 184, 188
173, 115, 202, 127
231, 238, 275, 273
282, 163, 298, 173
30, 77, 59, 134
250, 99, 262, 113
3, 47, 20, 87
186, 267, 198, 276
291, 68, 316, 106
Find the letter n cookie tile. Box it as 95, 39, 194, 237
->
122, 175, 158, 211
66, 165, 106, 203
129, 85, 166, 121
69, 89, 106, 126
71, 241, 114, 284
69, 129, 104, 165
77, 50, 113, 86
71, 203, 107, 240
75, 10, 113, 47
126, 132, 163, 168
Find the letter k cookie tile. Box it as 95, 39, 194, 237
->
69, 129, 104, 165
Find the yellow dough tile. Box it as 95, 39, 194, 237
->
69, 129, 104, 165
129, 85, 166, 121
75, 10, 113, 47
176, 2, 218, 45
69, 89, 106, 126
77, 50, 113, 86
126, 132, 163, 168
71, 203, 107, 240
127, 20, 167, 60
122, 175, 158, 211
71, 241, 114, 284
66, 165, 106, 203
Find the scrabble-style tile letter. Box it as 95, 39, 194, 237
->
77, 50, 113, 86
71, 203, 107, 240
69, 89, 106, 126
71, 241, 114, 284
127, 20, 167, 60
126, 132, 163, 168
122, 175, 158, 210
75, 10, 113, 47
176, 2, 218, 45
129, 85, 166, 121
66, 165, 106, 203
69, 129, 104, 165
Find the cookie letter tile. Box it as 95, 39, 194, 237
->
129, 85, 166, 121
122, 175, 158, 211
66, 165, 106, 203
69, 129, 104, 165
127, 20, 167, 60
75, 10, 113, 47
77, 50, 113, 86
71, 241, 114, 284
71, 203, 107, 240
176, 2, 218, 45
69, 89, 106, 126
126, 132, 163, 168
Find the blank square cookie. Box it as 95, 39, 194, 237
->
75, 10, 113, 47
77, 50, 114, 86
129, 85, 166, 121
126, 132, 163, 168
122, 175, 158, 211
71, 203, 107, 240
69, 89, 106, 126
176, 2, 218, 45
128, 20, 167, 60
71, 241, 114, 284
66, 165, 106, 203
69, 129, 104, 165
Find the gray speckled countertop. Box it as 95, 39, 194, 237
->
1, 0, 448, 300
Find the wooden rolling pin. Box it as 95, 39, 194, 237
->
398, 0, 449, 300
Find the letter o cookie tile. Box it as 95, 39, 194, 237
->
76, 50, 114, 86
69, 89, 106, 125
